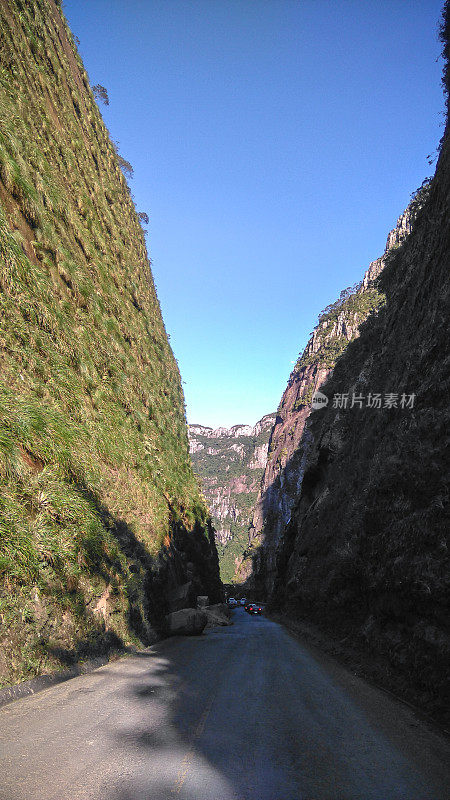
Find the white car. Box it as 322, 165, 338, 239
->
227, 597, 238, 608
240, 597, 247, 606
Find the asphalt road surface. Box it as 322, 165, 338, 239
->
1, 608, 449, 800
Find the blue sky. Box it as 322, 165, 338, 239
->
64, 0, 445, 428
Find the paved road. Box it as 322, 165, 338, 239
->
1, 608, 449, 800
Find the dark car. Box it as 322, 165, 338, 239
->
247, 603, 263, 615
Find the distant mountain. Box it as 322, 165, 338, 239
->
189, 415, 275, 582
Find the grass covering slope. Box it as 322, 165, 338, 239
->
0, 0, 214, 686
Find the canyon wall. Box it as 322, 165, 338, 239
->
247, 3, 449, 722
240, 206, 414, 593
0, 0, 221, 687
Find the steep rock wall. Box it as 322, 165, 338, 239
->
264, 5, 450, 722
242, 207, 414, 594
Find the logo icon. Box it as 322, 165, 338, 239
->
311, 390, 329, 410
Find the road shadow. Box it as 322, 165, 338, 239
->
100, 613, 450, 800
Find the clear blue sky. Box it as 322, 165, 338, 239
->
64, 0, 445, 428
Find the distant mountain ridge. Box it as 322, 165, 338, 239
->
189, 414, 275, 582
190, 418, 272, 439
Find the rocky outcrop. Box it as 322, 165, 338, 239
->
189, 414, 275, 582
203, 603, 232, 627
241, 207, 414, 595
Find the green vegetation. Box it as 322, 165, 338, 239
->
293, 384, 315, 410
216, 527, 250, 585
0, 0, 210, 686
192, 437, 254, 480
92, 84, 109, 106
296, 287, 385, 371
190, 418, 273, 583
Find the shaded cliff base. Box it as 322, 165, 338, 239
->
269, 610, 450, 733
0, 643, 133, 709
1, 510, 222, 689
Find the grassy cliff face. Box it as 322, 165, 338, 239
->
268, 5, 450, 723
0, 0, 220, 686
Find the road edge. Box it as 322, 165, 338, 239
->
0, 646, 149, 708
269, 611, 450, 739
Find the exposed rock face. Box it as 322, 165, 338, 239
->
247, 4, 450, 722
189, 414, 275, 582
242, 207, 414, 594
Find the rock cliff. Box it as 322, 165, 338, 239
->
0, 0, 221, 688
241, 205, 414, 593
246, 3, 450, 722
189, 415, 275, 582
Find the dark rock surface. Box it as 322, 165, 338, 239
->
244, 2, 450, 726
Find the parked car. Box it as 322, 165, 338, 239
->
247, 603, 263, 615
227, 597, 238, 608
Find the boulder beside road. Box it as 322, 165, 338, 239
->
204, 603, 232, 627
166, 608, 207, 636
